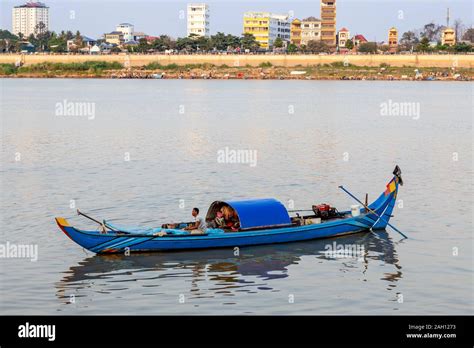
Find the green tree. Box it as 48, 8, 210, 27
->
0, 30, 18, 41
358, 42, 378, 53
379, 44, 390, 53
210, 32, 240, 51
27, 33, 37, 48
240, 33, 259, 51
345, 39, 354, 50
273, 37, 284, 48
454, 42, 473, 52
48, 34, 67, 52
65, 30, 74, 40
416, 37, 431, 52
306, 40, 330, 53
287, 43, 298, 53
453, 19, 464, 41
421, 23, 442, 42
0, 30, 19, 53
210, 32, 226, 50
176, 34, 205, 51
34, 22, 51, 51
74, 31, 82, 47
151, 35, 176, 51
462, 28, 474, 43
136, 38, 150, 53
176, 36, 194, 51
400, 31, 419, 51
195, 35, 212, 52
225, 33, 241, 50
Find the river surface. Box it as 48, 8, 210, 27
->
0, 79, 472, 315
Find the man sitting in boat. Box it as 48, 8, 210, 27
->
183, 208, 207, 234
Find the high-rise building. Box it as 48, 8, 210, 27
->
243, 12, 290, 49
320, 0, 336, 46
12, 1, 49, 38
388, 27, 398, 52
187, 3, 210, 37
116, 23, 135, 42
300, 17, 322, 45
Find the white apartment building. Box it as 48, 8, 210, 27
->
187, 3, 210, 37
337, 27, 350, 49
12, 1, 49, 38
270, 13, 291, 43
116, 23, 135, 42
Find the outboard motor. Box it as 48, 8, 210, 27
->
312, 204, 337, 219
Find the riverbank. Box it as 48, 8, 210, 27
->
1, 60, 472, 81
1, 53, 473, 68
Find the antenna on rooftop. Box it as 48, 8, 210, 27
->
446, 8, 450, 27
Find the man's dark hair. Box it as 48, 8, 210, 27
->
193, 207, 199, 214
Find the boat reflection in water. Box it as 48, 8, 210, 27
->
56, 230, 403, 311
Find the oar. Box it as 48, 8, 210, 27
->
77, 209, 120, 233
338, 185, 408, 239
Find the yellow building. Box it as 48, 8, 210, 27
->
388, 27, 398, 52
290, 19, 302, 46
321, 0, 337, 46
441, 28, 456, 46
104, 31, 124, 45
243, 12, 290, 49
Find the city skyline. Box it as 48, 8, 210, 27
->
1, 0, 473, 41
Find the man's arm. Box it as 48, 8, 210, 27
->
184, 221, 199, 230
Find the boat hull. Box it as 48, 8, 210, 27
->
59, 219, 371, 254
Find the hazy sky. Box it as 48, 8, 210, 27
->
1, 0, 472, 40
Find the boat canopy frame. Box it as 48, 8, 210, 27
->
206, 198, 292, 230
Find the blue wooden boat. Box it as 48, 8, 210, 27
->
55, 167, 403, 254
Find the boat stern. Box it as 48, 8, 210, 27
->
367, 169, 402, 230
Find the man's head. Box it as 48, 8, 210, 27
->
192, 207, 199, 217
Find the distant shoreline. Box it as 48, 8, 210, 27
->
0, 53, 473, 68
1, 74, 471, 81
1, 54, 472, 81
1, 64, 472, 81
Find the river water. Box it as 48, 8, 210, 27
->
0, 79, 472, 314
